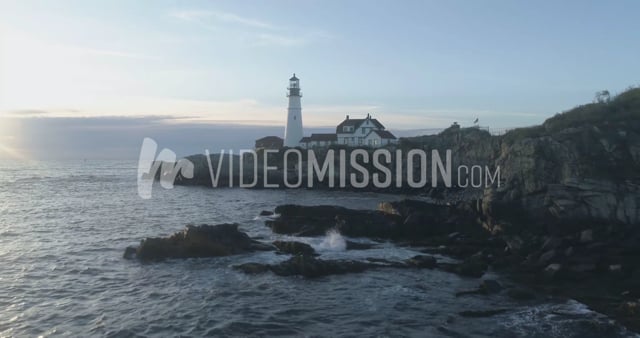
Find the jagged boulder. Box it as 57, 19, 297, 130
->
480, 116, 640, 237
267, 200, 482, 240
273, 240, 317, 256
266, 204, 400, 238
378, 199, 483, 238
126, 223, 273, 261
270, 255, 372, 278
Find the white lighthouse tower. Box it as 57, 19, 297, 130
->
284, 73, 303, 147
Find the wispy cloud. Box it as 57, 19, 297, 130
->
4, 109, 50, 116
170, 9, 331, 47
253, 33, 305, 47
71, 47, 158, 60
171, 10, 276, 30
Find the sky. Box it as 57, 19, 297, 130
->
0, 0, 639, 159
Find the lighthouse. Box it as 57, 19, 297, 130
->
284, 73, 303, 148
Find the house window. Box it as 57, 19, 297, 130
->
343, 139, 347, 144
362, 128, 366, 134
358, 138, 363, 145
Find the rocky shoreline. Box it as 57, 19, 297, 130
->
125, 198, 640, 331
132, 88, 640, 331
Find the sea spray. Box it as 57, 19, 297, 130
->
319, 229, 347, 251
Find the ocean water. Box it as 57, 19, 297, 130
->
0, 160, 636, 337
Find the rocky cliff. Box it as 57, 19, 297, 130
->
480, 89, 640, 235
173, 88, 640, 232
401, 88, 640, 235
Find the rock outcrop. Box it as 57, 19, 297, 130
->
233, 254, 440, 278
125, 223, 273, 261
265, 204, 400, 238
272, 240, 317, 256
265, 200, 480, 240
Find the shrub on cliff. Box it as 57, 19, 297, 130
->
503, 86, 640, 144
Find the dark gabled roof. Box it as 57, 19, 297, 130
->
299, 136, 311, 143
290, 73, 299, 81
368, 129, 396, 139
256, 136, 283, 143
336, 117, 385, 134
309, 133, 337, 141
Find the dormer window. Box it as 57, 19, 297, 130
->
343, 126, 353, 132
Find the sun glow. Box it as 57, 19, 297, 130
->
0, 29, 99, 112
0, 118, 27, 160
0, 143, 26, 160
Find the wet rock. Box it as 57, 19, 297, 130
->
544, 263, 563, 280
266, 204, 399, 238
459, 308, 510, 318
378, 199, 483, 238
272, 240, 316, 256
609, 264, 623, 273
123, 246, 137, 259
448, 232, 461, 240
479, 279, 502, 294
267, 199, 486, 241
259, 210, 274, 216
131, 223, 269, 261
541, 237, 562, 251
565, 246, 574, 257
269, 255, 374, 278
507, 287, 536, 301
404, 255, 437, 269
537, 249, 557, 266
580, 229, 594, 243
249, 241, 276, 251
618, 301, 639, 317
568, 263, 597, 274
504, 236, 524, 253
440, 256, 488, 278
456, 279, 502, 297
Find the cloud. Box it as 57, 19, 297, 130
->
70, 47, 158, 60
170, 9, 332, 47
253, 33, 305, 47
0, 96, 473, 130
4, 109, 50, 116
0, 115, 311, 160
171, 9, 276, 30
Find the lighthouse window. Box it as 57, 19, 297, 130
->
293, 116, 296, 120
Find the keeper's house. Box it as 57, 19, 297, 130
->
334, 113, 397, 147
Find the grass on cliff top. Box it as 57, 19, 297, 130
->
502, 86, 640, 143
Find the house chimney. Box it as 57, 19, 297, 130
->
346, 115, 349, 120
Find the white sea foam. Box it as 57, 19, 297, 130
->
319, 229, 347, 251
